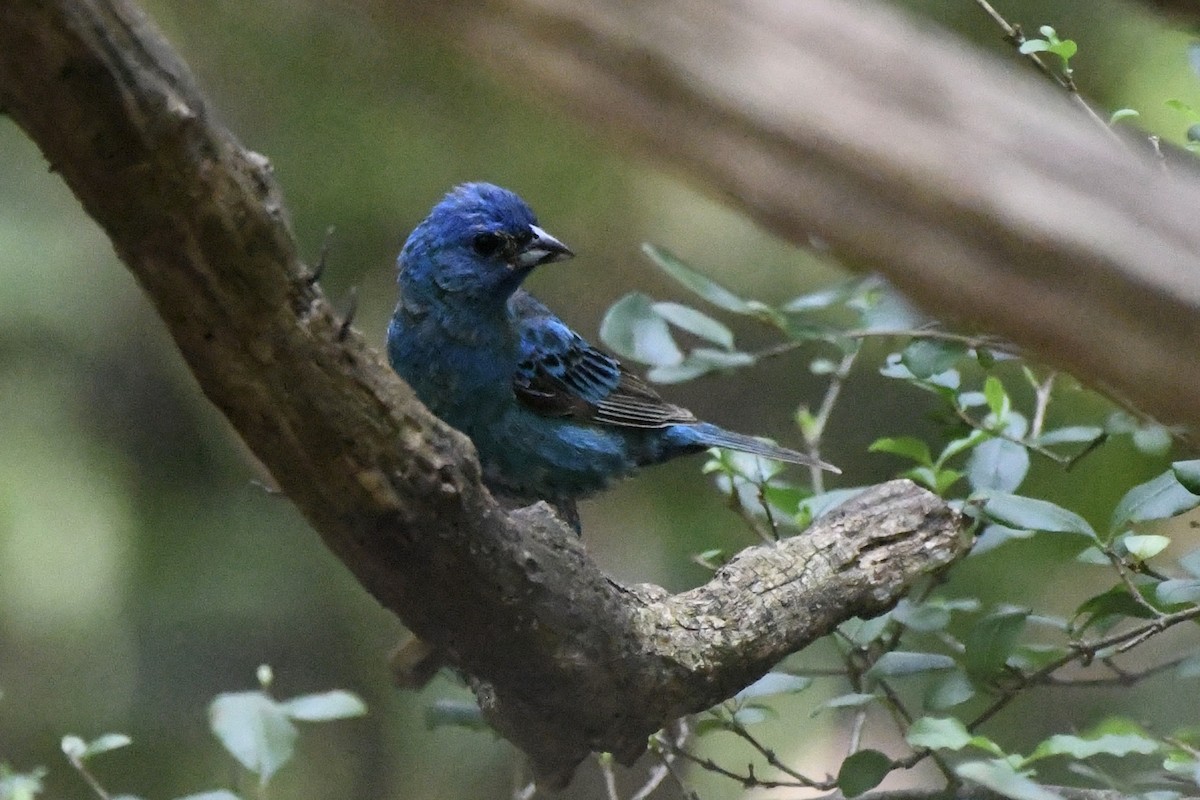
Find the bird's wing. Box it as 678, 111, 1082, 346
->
511, 298, 696, 430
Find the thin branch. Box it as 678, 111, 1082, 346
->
720, 707, 830, 788
1028, 372, 1056, 439
970, 0, 1121, 139
968, 604, 1200, 732
598, 755, 620, 800
803, 346, 860, 492
665, 745, 824, 791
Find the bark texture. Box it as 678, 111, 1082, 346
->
0, 0, 967, 785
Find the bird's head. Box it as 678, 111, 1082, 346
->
399, 183, 573, 303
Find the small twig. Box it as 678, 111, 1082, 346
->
307, 225, 336, 285
725, 485, 777, 544
633, 720, 691, 800
666, 746, 818, 790
722, 708, 829, 788
968, 604, 1200, 732
337, 286, 359, 341
512, 759, 537, 800
1034, 655, 1187, 688
1028, 372, 1056, 439
952, 404, 1098, 468
1102, 548, 1166, 620
847, 708, 868, 755
598, 754, 620, 800
65, 756, 112, 800
754, 328, 1019, 363
970, 0, 1122, 142
803, 346, 860, 492
875, 679, 958, 786
655, 750, 702, 800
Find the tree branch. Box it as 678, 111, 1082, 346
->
450, 0, 1200, 433
0, 0, 965, 785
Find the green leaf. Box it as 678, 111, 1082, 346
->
1132, 424, 1172, 456
688, 348, 756, 369
0, 767, 47, 800
60, 736, 87, 760
1034, 426, 1104, 446
693, 548, 728, 569
964, 608, 1028, 678
907, 716, 973, 751
841, 614, 892, 646
972, 524, 1035, 555
937, 428, 989, 465
854, 286, 928, 331
837, 749, 892, 798
1122, 534, 1170, 561
925, 670, 976, 710
651, 302, 735, 349
967, 438, 1030, 493
208, 691, 297, 785
600, 292, 682, 366
1028, 732, 1159, 762
1007, 643, 1071, 672
1111, 470, 1200, 532
1173, 459, 1200, 494
782, 278, 865, 312
1178, 651, 1200, 678
821, 693, 880, 711
646, 360, 712, 384
978, 492, 1096, 539
867, 651, 956, 678
1109, 108, 1140, 124
1180, 547, 1200, 578
730, 705, 775, 726
280, 690, 367, 722
1050, 39, 1077, 60
892, 598, 951, 632
902, 339, 967, 379
983, 376, 1008, 419
797, 487, 869, 523
956, 759, 1063, 800
734, 672, 813, 702
641, 244, 751, 313
74, 733, 133, 759
869, 436, 932, 466
1074, 586, 1160, 633
1156, 579, 1200, 606
1019, 40, 1051, 54
423, 699, 489, 732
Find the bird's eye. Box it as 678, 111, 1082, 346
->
472, 232, 505, 257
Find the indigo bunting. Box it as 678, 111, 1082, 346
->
387, 183, 838, 530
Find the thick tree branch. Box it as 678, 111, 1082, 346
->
451, 0, 1200, 433
0, 0, 965, 785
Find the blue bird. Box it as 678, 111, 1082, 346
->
387, 183, 839, 530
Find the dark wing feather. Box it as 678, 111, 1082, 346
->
511, 297, 695, 429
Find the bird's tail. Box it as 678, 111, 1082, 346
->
690, 423, 841, 474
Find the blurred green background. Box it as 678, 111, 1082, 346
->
2, 1, 1198, 798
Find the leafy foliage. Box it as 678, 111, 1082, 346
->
6, 668, 367, 800
587, 243, 1200, 800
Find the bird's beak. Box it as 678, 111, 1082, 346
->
513, 225, 574, 269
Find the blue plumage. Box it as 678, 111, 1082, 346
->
387, 183, 838, 529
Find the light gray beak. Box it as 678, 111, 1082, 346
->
514, 225, 574, 269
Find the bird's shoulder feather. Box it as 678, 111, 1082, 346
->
509, 292, 696, 429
